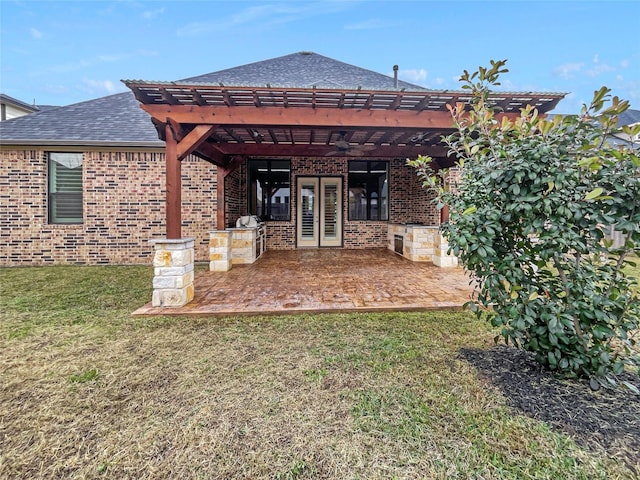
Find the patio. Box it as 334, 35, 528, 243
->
133, 248, 475, 316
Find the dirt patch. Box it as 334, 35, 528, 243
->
460, 345, 640, 473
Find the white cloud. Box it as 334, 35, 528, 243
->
143, 8, 165, 20
82, 78, 118, 94
29, 27, 42, 39
553, 62, 584, 80
620, 59, 630, 68
344, 19, 396, 30
586, 63, 615, 77
176, 2, 353, 36
97, 54, 126, 63
137, 49, 159, 57
399, 68, 427, 85
47, 52, 136, 74
593, 54, 599, 63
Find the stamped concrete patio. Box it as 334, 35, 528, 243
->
133, 248, 475, 317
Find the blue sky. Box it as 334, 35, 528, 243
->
1, 0, 639, 113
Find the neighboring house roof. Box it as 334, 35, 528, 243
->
0, 93, 40, 114
617, 108, 640, 127
1, 93, 42, 121
610, 108, 640, 149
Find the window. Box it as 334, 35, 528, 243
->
48, 152, 83, 224
248, 159, 291, 221
348, 161, 388, 220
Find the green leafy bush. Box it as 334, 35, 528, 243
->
409, 60, 640, 390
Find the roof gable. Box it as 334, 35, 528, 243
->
0, 93, 40, 113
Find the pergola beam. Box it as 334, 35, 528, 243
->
176, 124, 218, 160
205, 142, 448, 158
140, 104, 461, 130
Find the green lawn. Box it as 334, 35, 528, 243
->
0, 265, 637, 479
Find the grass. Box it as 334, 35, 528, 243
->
0, 265, 638, 479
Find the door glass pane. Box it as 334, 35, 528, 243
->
323, 183, 338, 239
300, 183, 315, 239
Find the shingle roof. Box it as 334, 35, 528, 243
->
181, 51, 426, 90
0, 91, 164, 146
617, 108, 640, 126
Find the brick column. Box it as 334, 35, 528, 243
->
150, 238, 195, 307
209, 230, 232, 271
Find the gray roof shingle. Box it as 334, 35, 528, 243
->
181, 51, 426, 90
0, 91, 163, 146
617, 108, 640, 127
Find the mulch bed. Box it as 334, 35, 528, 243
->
460, 345, 640, 473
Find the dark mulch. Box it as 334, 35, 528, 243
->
460, 345, 640, 472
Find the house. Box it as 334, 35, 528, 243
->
0, 52, 564, 307
610, 108, 640, 150
0, 93, 42, 121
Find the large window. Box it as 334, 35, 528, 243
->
48, 152, 83, 224
348, 161, 388, 220
248, 159, 291, 221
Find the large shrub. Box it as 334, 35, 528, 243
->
410, 61, 640, 390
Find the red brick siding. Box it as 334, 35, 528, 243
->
1, 149, 217, 265
1, 151, 438, 264
224, 165, 244, 228
246, 156, 438, 250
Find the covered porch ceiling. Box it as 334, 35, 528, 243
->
124, 81, 565, 167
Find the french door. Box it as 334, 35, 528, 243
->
297, 177, 342, 247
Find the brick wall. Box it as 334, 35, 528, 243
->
250, 156, 439, 250
224, 166, 243, 229
1, 150, 439, 264
1, 149, 217, 265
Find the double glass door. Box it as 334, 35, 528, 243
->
297, 177, 342, 247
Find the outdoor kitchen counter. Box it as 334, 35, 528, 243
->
388, 223, 440, 262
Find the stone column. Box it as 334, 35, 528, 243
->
433, 234, 459, 268
151, 238, 195, 307
209, 230, 232, 271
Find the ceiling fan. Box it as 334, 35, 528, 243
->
325, 131, 377, 156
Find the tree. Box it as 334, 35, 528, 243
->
409, 60, 640, 390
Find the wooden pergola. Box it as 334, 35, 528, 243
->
124, 81, 564, 239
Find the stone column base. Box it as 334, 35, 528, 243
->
209, 230, 232, 271
150, 238, 195, 307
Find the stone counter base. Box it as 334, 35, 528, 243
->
209, 227, 265, 272
388, 224, 458, 267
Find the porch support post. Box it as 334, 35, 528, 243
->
216, 165, 227, 230
440, 204, 450, 223
165, 123, 182, 239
